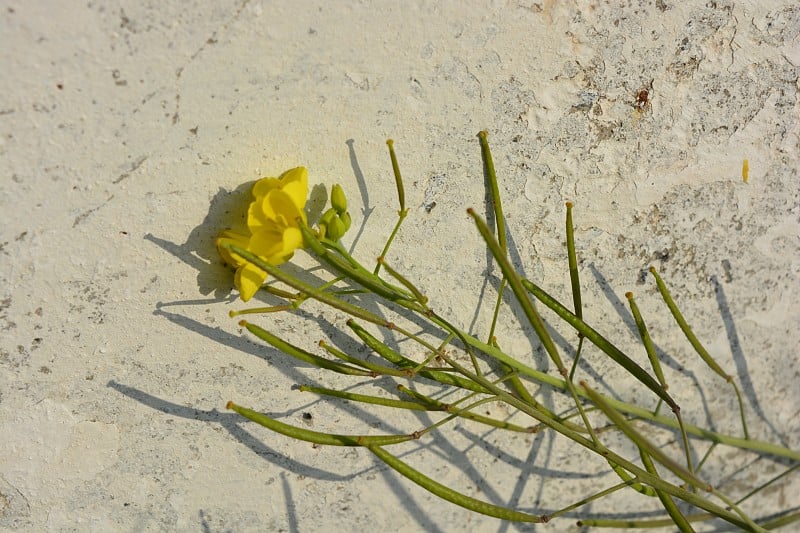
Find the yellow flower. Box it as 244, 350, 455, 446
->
216, 167, 308, 301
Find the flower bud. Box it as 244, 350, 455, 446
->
326, 215, 347, 241
320, 207, 336, 226
318, 208, 336, 239
331, 184, 347, 214
340, 210, 351, 231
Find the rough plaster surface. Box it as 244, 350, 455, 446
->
1, 1, 798, 531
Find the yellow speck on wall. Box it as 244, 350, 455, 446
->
742, 159, 749, 183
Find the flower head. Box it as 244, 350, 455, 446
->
216, 167, 308, 301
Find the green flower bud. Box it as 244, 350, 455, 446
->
320, 207, 337, 226
326, 215, 347, 241
340, 210, 351, 231
318, 208, 337, 239
331, 184, 347, 214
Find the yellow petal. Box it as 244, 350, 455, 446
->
250, 189, 304, 229
248, 193, 288, 230
248, 224, 304, 264
251, 167, 307, 203
280, 226, 303, 257
278, 167, 308, 209
235, 262, 267, 302
251, 176, 281, 199
248, 168, 308, 231
247, 195, 271, 230
216, 230, 250, 267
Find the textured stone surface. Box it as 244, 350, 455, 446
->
1, 1, 798, 530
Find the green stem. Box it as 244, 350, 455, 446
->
225, 243, 393, 327
368, 445, 545, 522
227, 401, 415, 446
583, 381, 710, 491
478, 130, 506, 254
240, 320, 372, 377
640, 450, 695, 532
548, 481, 630, 520
520, 277, 679, 413
397, 385, 534, 433
627, 291, 694, 474
298, 384, 428, 411
386, 139, 405, 213
300, 225, 413, 302
565, 202, 582, 321
374, 139, 409, 275
317, 340, 413, 378
376, 256, 427, 304
584, 383, 766, 531
432, 352, 759, 530
565, 202, 585, 381
224, 242, 800, 464
650, 267, 749, 439
477, 132, 532, 403
348, 319, 488, 393
467, 208, 601, 445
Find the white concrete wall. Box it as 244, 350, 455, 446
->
1, 1, 798, 530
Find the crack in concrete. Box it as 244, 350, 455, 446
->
72, 195, 115, 228
113, 155, 148, 185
